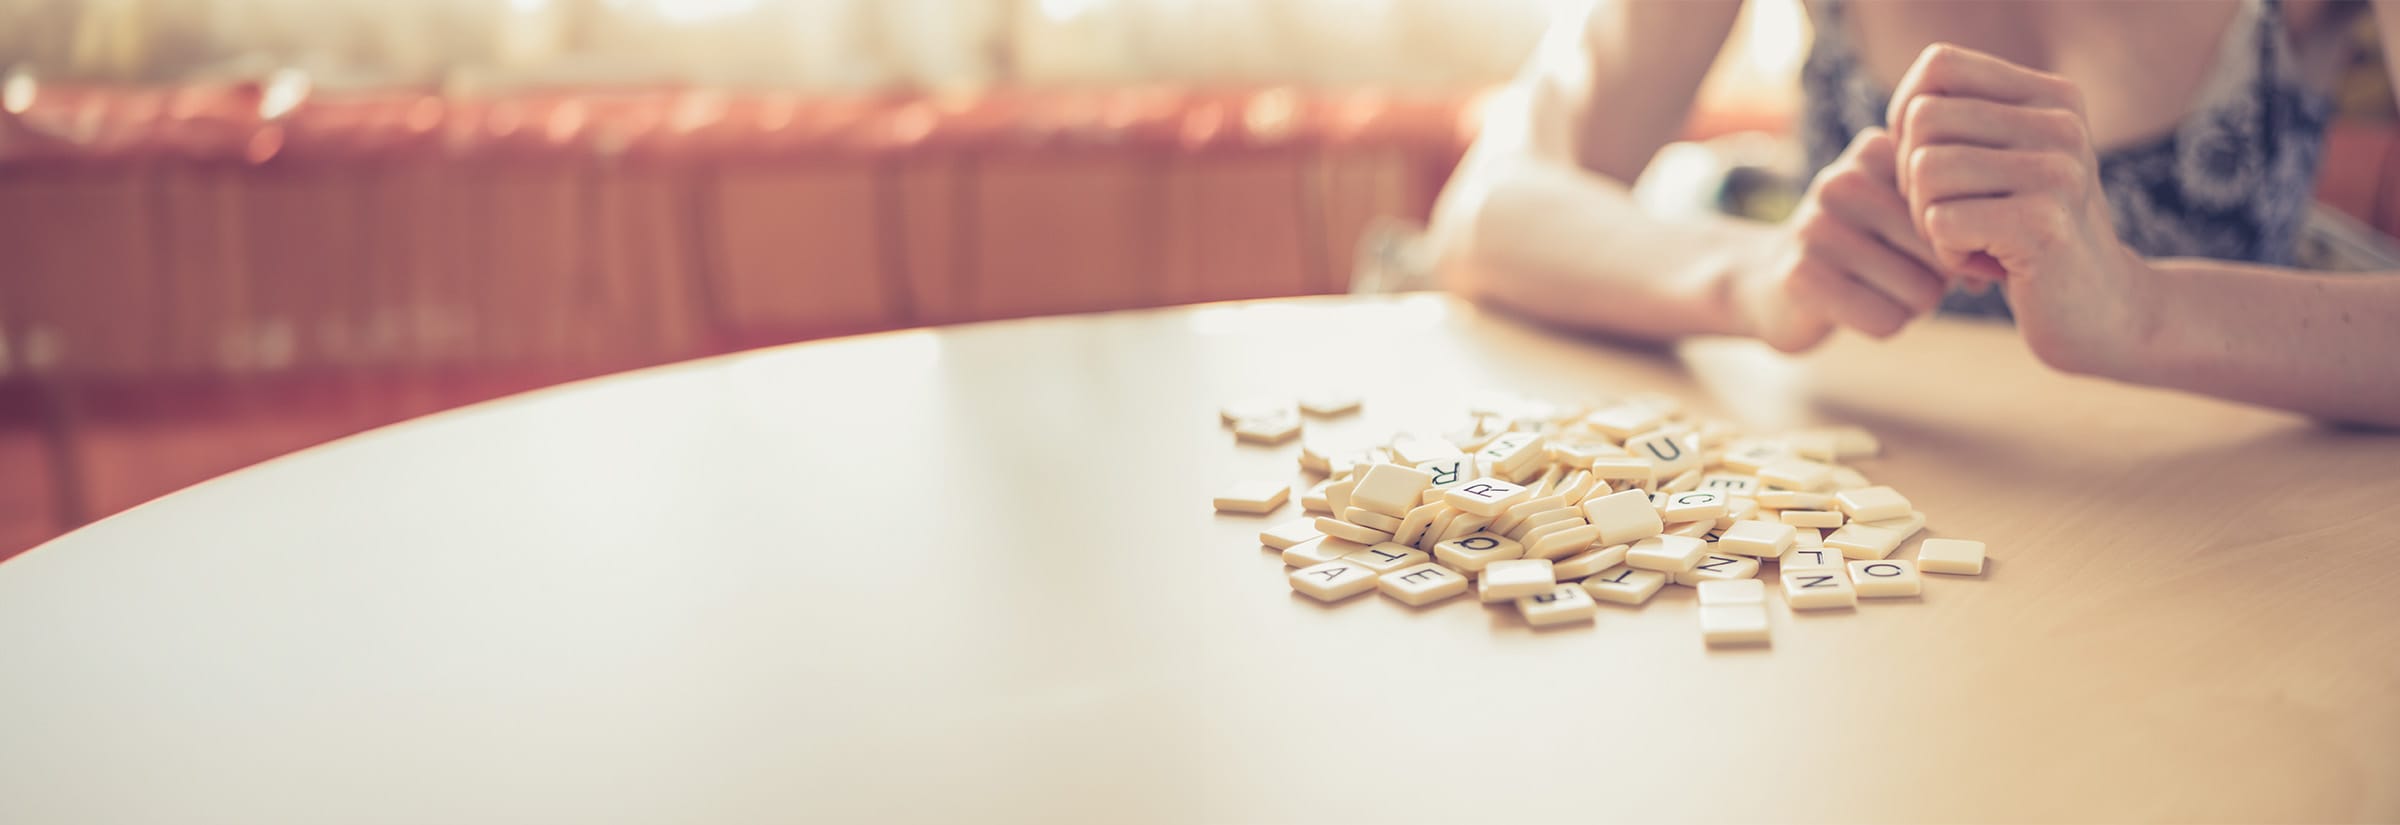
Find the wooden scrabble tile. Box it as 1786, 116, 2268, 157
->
1586, 456, 1655, 482
1757, 459, 1835, 492
1343, 542, 1430, 575
1666, 520, 1715, 539
1625, 429, 1701, 479
1848, 559, 1923, 597
1582, 565, 1669, 605
1497, 455, 1550, 485
1917, 538, 1987, 575
1584, 404, 1666, 440
1440, 513, 1498, 544
1325, 477, 1358, 516
1861, 511, 1928, 542
1297, 393, 1361, 417
1517, 585, 1599, 627
1553, 470, 1599, 506
1443, 478, 1533, 517
1414, 456, 1472, 491
1778, 543, 1847, 570
1516, 516, 1585, 550
1781, 567, 1857, 609
1419, 509, 1460, 551
1717, 496, 1758, 529
1695, 475, 1758, 499
1213, 480, 1291, 515
1523, 523, 1602, 562
1625, 535, 1708, 572
1721, 441, 1794, 474
1827, 426, 1880, 458
1834, 486, 1913, 522
1301, 479, 1334, 514
1787, 431, 1839, 462
1696, 577, 1767, 606
1479, 558, 1558, 602
1234, 412, 1302, 444
1661, 490, 1728, 523
1491, 494, 1569, 536
1756, 490, 1837, 510
1289, 560, 1378, 601
1340, 507, 1405, 534
1553, 543, 1630, 580
1781, 510, 1844, 528
1221, 398, 1294, 424
1674, 553, 1761, 585
1579, 488, 1666, 546
1349, 463, 1435, 519
1506, 507, 1581, 542
1284, 536, 1365, 568
1259, 519, 1321, 550
1825, 521, 1912, 560
1393, 502, 1445, 547
1433, 533, 1525, 575
1549, 440, 1628, 468
1391, 435, 1462, 465
1715, 519, 1796, 557
1661, 469, 1703, 494
1477, 432, 1548, 477
1699, 604, 1771, 645
1315, 516, 1394, 545
1379, 562, 1469, 606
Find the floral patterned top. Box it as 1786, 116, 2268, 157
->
1800, 0, 2336, 316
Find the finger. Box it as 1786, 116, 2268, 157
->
1889, 43, 2084, 191
1816, 158, 1944, 271
1898, 94, 2087, 152
1921, 195, 2052, 280
1803, 216, 1950, 314
1846, 126, 1901, 186
1887, 43, 2084, 130
1785, 258, 1916, 339
1906, 145, 2081, 232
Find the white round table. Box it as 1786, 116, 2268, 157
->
3, 295, 2394, 822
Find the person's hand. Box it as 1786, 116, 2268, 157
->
1887, 43, 2158, 376
1739, 126, 1951, 353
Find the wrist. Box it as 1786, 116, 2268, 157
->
2115, 252, 2178, 385
1705, 220, 1788, 339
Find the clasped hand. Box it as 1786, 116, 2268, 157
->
1744, 43, 2156, 377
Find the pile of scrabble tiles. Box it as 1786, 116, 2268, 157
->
1212, 394, 1987, 645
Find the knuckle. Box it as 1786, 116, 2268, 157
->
2051, 77, 2086, 113
1792, 215, 1844, 249
1905, 144, 1945, 189
1920, 203, 1956, 239
1902, 95, 1949, 138
2036, 108, 2085, 147
1817, 167, 1872, 205
1856, 127, 1894, 155
2033, 152, 2082, 192
1921, 42, 1964, 71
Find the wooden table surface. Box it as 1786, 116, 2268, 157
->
1, 294, 2394, 823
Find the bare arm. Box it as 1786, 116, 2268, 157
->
1428, 0, 1768, 341
1432, 1, 1950, 349
1883, 41, 2400, 427
2114, 260, 2400, 428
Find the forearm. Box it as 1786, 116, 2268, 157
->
1432, 154, 1776, 342
2123, 258, 2400, 427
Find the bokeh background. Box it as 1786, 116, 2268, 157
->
1, 0, 2395, 560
